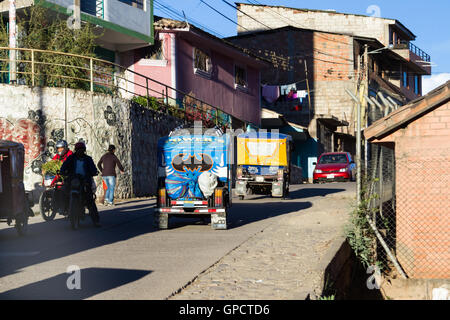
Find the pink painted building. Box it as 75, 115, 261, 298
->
120, 17, 267, 127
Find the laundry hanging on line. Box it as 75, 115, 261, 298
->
262, 85, 280, 103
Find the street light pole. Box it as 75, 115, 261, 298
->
346, 89, 362, 206
356, 94, 362, 206
364, 44, 369, 176
9, 0, 16, 84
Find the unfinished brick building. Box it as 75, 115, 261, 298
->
228, 3, 432, 179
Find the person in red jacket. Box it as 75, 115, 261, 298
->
53, 140, 73, 162
51, 140, 73, 215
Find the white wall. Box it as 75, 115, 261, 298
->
46, 0, 151, 38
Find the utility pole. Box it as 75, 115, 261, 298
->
74, 0, 81, 29
364, 44, 369, 176
9, 0, 16, 84
304, 59, 312, 123
345, 89, 362, 206
356, 92, 362, 206
67, 0, 81, 30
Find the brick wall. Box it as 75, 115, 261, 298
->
236, 4, 391, 46
228, 28, 355, 131
394, 101, 450, 278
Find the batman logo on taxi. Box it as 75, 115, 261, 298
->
172, 153, 213, 173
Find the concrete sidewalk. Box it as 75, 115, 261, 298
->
170, 186, 355, 300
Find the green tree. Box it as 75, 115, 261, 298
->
0, 5, 103, 89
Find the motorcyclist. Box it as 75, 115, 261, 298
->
60, 142, 101, 228
53, 140, 73, 162
51, 140, 73, 215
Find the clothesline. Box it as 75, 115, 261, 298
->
261, 80, 317, 104
261, 79, 307, 87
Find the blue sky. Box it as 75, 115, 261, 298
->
154, 0, 450, 92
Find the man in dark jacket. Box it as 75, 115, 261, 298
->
61, 142, 101, 227
97, 145, 124, 206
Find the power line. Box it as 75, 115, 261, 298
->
156, 1, 352, 67
193, 0, 355, 67
155, 0, 225, 37
221, 0, 271, 30
199, 0, 248, 31
154, 0, 225, 38
244, 0, 354, 47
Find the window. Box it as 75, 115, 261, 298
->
414, 75, 421, 95
80, 0, 96, 15
402, 71, 409, 88
193, 48, 212, 76
234, 65, 248, 89
118, 0, 144, 10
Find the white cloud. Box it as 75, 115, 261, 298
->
422, 73, 450, 95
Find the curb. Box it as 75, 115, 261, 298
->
313, 236, 353, 299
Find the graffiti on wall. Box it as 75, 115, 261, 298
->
0, 117, 46, 169
0, 103, 120, 175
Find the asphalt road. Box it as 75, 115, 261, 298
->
0, 182, 355, 300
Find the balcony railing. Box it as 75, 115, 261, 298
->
409, 42, 431, 62
96, 0, 104, 19
393, 41, 431, 63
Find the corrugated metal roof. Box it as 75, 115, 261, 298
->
364, 81, 450, 141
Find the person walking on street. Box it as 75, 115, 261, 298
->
97, 145, 124, 206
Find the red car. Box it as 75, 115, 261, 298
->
313, 152, 356, 183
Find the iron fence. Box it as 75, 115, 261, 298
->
0, 47, 234, 131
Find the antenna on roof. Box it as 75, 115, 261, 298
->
182, 10, 190, 28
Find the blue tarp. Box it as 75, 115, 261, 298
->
158, 133, 230, 200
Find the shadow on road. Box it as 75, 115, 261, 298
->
0, 202, 156, 279
0, 187, 348, 279
168, 201, 313, 230
113, 198, 154, 206
245, 187, 347, 201
0, 267, 151, 300
288, 187, 347, 199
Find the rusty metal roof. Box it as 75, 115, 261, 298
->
364, 81, 450, 141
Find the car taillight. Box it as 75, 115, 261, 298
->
237, 167, 243, 179
158, 188, 167, 207
214, 188, 223, 207
277, 169, 284, 181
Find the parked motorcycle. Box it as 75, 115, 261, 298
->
67, 174, 97, 230
39, 173, 66, 221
